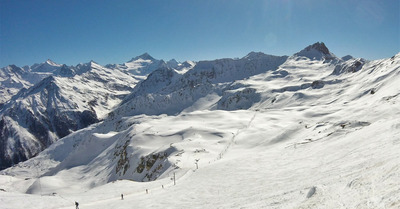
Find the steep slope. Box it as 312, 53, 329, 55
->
0, 76, 98, 169
0, 61, 138, 170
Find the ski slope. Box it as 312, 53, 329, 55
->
1, 108, 399, 208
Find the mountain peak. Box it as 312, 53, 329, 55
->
294, 42, 336, 60
89, 60, 98, 65
45, 59, 58, 66
243, 52, 267, 60
129, 53, 155, 62
341, 55, 354, 61
31, 59, 61, 72
308, 42, 330, 55
74, 60, 102, 74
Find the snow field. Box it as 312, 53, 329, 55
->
1, 104, 399, 208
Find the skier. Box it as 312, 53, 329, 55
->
75, 201, 79, 209
121, 193, 124, 200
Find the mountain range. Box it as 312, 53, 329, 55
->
0, 54, 180, 169
0, 42, 399, 208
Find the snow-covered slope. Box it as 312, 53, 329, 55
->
0, 61, 139, 170
1, 44, 399, 208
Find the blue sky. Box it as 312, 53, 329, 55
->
1, 0, 399, 67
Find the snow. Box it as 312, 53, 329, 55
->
1, 44, 400, 208
1, 107, 399, 208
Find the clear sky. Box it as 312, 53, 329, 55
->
1, 0, 399, 67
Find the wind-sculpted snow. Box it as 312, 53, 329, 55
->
1, 43, 400, 209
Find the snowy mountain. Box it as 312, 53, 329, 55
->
0, 54, 172, 109
1, 43, 400, 208
112, 52, 288, 118
0, 58, 164, 170
293, 42, 337, 61
29, 59, 63, 73
0, 60, 63, 108
106, 53, 179, 80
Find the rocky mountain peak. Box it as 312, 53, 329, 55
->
130, 53, 155, 62
294, 42, 336, 60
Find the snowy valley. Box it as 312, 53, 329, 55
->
0, 42, 399, 208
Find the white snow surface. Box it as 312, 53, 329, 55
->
1, 47, 400, 208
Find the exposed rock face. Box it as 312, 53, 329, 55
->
309, 42, 330, 55
294, 42, 337, 61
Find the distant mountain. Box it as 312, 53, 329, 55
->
0, 55, 172, 109
106, 53, 179, 78
111, 52, 288, 118
0, 55, 174, 170
0, 60, 64, 107
294, 42, 337, 61
30, 59, 62, 73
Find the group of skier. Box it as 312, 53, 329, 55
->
74, 193, 124, 208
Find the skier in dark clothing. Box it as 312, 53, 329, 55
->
75, 201, 79, 209
121, 193, 124, 200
